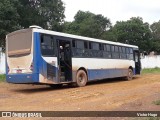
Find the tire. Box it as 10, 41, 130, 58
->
74, 70, 88, 87
126, 68, 133, 80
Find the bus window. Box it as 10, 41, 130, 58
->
106, 44, 111, 51
41, 34, 55, 57
84, 41, 88, 49
119, 47, 122, 53
130, 48, 133, 54
72, 40, 76, 48
92, 42, 99, 50
122, 47, 125, 53
111, 46, 115, 52
77, 40, 84, 49
89, 42, 92, 49
99, 44, 103, 50
115, 46, 119, 52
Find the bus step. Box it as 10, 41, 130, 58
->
61, 72, 65, 76
60, 76, 65, 82
61, 66, 65, 68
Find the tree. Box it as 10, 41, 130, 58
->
150, 21, 160, 53
109, 17, 152, 52
0, 0, 21, 51
0, 0, 65, 49
63, 10, 111, 39
16, 0, 65, 30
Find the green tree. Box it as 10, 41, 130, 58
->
16, 0, 65, 30
109, 17, 152, 52
0, 0, 65, 49
150, 21, 160, 53
63, 10, 111, 39
0, 0, 20, 51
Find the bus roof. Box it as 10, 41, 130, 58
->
7, 28, 138, 48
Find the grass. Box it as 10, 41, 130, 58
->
142, 67, 160, 74
0, 74, 5, 82
153, 100, 160, 105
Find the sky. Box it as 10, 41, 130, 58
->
62, 0, 160, 25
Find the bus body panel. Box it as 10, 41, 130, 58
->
33, 32, 59, 84
72, 58, 135, 81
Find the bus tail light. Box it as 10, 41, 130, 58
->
29, 63, 33, 71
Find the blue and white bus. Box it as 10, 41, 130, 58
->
6, 26, 141, 87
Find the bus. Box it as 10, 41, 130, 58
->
6, 26, 141, 87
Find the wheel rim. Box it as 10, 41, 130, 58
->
78, 73, 85, 84
128, 70, 133, 79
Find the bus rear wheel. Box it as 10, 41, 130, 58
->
126, 68, 133, 80
74, 70, 87, 87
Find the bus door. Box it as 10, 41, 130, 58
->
57, 39, 72, 82
133, 50, 141, 74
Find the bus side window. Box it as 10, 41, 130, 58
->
119, 46, 122, 59
84, 41, 88, 49
126, 48, 130, 59
129, 48, 133, 60
72, 40, 76, 48
89, 42, 92, 49
115, 46, 120, 59
106, 44, 111, 51
41, 34, 55, 56
77, 40, 84, 49
99, 44, 103, 50
111, 45, 115, 59
92, 42, 99, 50
121, 47, 126, 59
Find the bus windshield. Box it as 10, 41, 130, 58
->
7, 30, 32, 57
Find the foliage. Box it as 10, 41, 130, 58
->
107, 17, 153, 52
0, 0, 21, 51
153, 100, 160, 105
142, 67, 160, 74
0, 74, 5, 82
63, 10, 111, 39
17, 0, 65, 30
150, 21, 160, 53
0, 0, 65, 50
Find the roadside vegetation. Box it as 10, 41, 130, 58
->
142, 67, 160, 74
0, 74, 5, 82
153, 100, 160, 105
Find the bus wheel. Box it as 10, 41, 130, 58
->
75, 70, 87, 87
126, 69, 133, 80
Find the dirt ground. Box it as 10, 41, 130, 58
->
0, 73, 160, 119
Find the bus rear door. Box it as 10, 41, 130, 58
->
57, 39, 72, 82
134, 50, 141, 74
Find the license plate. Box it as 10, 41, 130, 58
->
17, 69, 22, 73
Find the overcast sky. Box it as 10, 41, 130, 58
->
62, 0, 160, 25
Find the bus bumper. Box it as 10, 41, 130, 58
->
6, 73, 39, 84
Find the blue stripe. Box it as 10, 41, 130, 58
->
87, 68, 134, 81
6, 73, 38, 83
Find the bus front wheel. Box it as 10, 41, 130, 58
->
126, 68, 133, 80
74, 70, 87, 87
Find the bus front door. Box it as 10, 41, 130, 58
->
134, 50, 141, 74
57, 39, 72, 82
